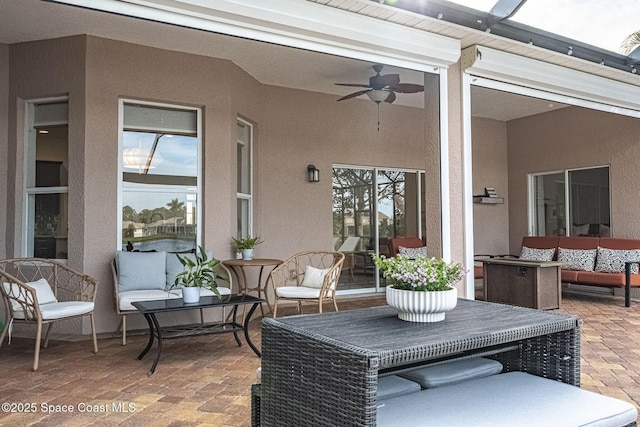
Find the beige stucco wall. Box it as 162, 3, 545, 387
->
506, 106, 640, 253
0, 43, 8, 258
4, 35, 436, 334
472, 117, 509, 255
7, 36, 87, 263
256, 85, 429, 261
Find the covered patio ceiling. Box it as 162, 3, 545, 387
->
2, 0, 620, 121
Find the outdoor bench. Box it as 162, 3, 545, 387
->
521, 236, 640, 306
111, 250, 231, 344
377, 371, 637, 426
253, 356, 638, 426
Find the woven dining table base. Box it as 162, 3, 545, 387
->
259, 298, 581, 427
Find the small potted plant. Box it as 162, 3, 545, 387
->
232, 235, 264, 260
373, 254, 464, 322
172, 246, 224, 303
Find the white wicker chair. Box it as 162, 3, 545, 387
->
0, 258, 98, 371
269, 251, 345, 317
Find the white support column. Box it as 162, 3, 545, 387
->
462, 72, 475, 300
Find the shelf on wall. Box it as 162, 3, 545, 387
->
473, 196, 504, 204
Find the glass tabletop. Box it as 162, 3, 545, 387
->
131, 293, 264, 313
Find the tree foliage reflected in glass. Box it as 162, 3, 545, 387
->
121, 103, 199, 252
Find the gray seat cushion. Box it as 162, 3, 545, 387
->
378, 372, 638, 427
399, 357, 503, 388
377, 375, 421, 400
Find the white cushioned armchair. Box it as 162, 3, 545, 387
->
0, 258, 98, 371
112, 250, 232, 345
269, 251, 345, 317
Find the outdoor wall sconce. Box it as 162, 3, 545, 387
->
307, 164, 320, 182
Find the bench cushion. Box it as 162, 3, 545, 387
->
116, 251, 167, 292
399, 357, 503, 389
377, 375, 421, 400
377, 372, 638, 427
14, 301, 95, 320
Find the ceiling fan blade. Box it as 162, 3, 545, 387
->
335, 83, 372, 88
390, 83, 424, 93
372, 73, 400, 88
336, 89, 371, 101
384, 91, 397, 104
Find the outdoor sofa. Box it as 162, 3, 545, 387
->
520, 236, 640, 306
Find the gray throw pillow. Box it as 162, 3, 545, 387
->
116, 251, 166, 292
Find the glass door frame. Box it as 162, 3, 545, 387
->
528, 165, 611, 237
333, 164, 425, 294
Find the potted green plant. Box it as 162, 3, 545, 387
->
372, 254, 464, 322
232, 235, 264, 260
171, 246, 224, 303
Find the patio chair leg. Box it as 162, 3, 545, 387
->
0, 317, 9, 348
43, 323, 54, 348
272, 300, 278, 318
33, 321, 43, 371
333, 298, 339, 312
122, 315, 127, 346
90, 313, 98, 354
319, 301, 323, 313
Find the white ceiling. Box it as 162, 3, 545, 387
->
0, 0, 568, 121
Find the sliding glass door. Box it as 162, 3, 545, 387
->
530, 166, 610, 237
333, 165, 425, 292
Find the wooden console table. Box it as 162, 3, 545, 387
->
482, 258, 563, 309
259, 299, 580, 426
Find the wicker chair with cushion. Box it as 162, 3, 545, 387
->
269, 251, 345, 317
0, 258, 98, 371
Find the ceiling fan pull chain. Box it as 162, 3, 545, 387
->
377, 103, 380, 131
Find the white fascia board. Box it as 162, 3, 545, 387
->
53, 0, 460, 71
461, 45, 640, 114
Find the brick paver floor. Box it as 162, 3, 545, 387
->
1, 291, 639, 426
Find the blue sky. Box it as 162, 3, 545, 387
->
449, 0, 639, 54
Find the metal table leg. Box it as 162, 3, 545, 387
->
244, 302, 261, 357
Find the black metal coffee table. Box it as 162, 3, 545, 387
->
132, 294, 263, 375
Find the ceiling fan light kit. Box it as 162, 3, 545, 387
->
366, 89, 392, 103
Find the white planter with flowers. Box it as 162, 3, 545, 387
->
374, 254, 463, 323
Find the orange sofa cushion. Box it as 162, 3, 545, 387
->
561, 270, 579, 283
521, 236, 559, 250
599, 238, 640, 250
557, 236, 600, 250
574, 271, 640, 287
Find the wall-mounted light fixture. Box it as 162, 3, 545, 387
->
307, 164, 320, 182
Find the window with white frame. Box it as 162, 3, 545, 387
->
530, 166, 610, 237
25, 100, 69, 259
119, 101, 201, 252
237, 118, 253, 239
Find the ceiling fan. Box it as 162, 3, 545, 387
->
335, 64, 424, 104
